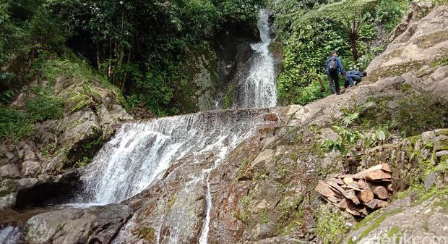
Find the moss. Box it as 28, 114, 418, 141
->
366, 60, 425, 83
382, 49, 404, 60
222, 83, 235, 109
316, 207, 349, 244
0, 180, 17, 197
167, 193, 177, 213
260, 208, 269, 223
435, 129, 448, 136
136, 226, 156, 242
429, 51, 448, 68
386, 226, 403, 243
413, 30, 448, 49
354, 208, 404, 243
400, 83, 413, 93
387, 226, 401, 237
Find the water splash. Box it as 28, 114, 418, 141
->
237, 9, 277, 108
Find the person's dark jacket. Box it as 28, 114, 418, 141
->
346, 70, 366, 78
325, 57, 344, 75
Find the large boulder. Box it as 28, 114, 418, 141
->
344, 194, 448, 244
365, 5, 448, 97
24, 204, 131, 244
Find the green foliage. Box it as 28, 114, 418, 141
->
358, 93, 447, 137
0, 106, 35, 140
316, 206, 349, 244
270, 0, 409, 106
44, 0, 263, 115
0, 85, 64, 140
1, 0, 264, 115
25, 86, 64, 122
393, 93, 446, 137
322, 102, 388, 154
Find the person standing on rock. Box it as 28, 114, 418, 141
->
325, 51, 344, 95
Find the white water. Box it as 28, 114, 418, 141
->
198, 173, 212, 244
82, 109, 271, 205
0, 226, 21, 244
237, 9, 277, 108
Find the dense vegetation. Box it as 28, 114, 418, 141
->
0, 0, 263, 116
269, 0, 410, 105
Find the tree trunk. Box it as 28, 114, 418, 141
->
349, 33, 359, 63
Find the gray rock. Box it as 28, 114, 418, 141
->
17, 142, 38, 161
21, 161, 41, 177
421, 148, 430, 160
344, 194, 448, 244
16, 178, 39, 189
60, 109, 102, 151
0, 164, 22, 179
422, 131, 436, 144
0, 180, 17, 210
435, 150, 448, 158
424, 172, 439, 190
25, 204, 131, 244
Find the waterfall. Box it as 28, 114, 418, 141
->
77, 8, 279, 244
0, 226, 22, 244
237, 9, 277, 108
81, 109, 272, 204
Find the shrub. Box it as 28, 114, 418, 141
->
393, 93, 447, 137
316, 206, 350, 244
25, 91, 64, 122
0, 106, 34, 140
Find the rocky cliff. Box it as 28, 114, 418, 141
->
2, 2, 448, 244
0, 61, 133, 210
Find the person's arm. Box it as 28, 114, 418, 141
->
325, 59, 329, 74
337, 57, 344, 74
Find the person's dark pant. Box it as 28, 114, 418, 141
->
328, 71, 340, 95
345, 75, 362, 88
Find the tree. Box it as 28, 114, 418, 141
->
302, 0, 378, 62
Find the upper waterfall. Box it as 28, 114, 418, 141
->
236, 9, 277, 108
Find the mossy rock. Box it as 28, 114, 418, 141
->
134, 225, 156, 242
413, 30, 448, 49
0, 180, 17, 198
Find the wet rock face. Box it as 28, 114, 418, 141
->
24, 204, 130, 244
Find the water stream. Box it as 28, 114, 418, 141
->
236, 9, 277, 108
0, 226, 22, 244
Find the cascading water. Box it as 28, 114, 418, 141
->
81, 109, 272, 205
77, 8, 279, 244
0, 226, 22, 244
236, 9, 277, 108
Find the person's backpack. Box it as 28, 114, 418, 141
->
328, 58, 338, 72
